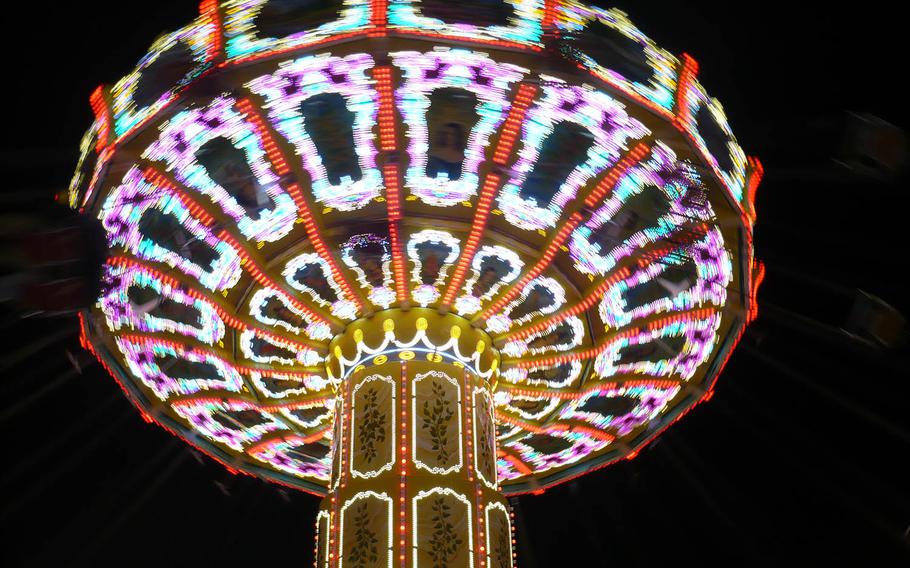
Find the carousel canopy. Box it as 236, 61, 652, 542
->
71, 0, 761, 496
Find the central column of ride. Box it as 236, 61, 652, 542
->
316, 309, 514, 568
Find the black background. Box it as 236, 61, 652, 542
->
1, 2, 909, 566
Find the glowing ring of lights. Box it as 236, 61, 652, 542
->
74, 0, 761, 496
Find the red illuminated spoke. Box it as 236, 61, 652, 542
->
748, 259, 765, 322
388, 220, 408, 304
478, 142, 652, 324
374, 65, 410, 304
508, 306, 719, 369
141, 164, 340, 329
216, 229, 341, 329
441, 83, 540, 307
106, 256, 328, 352
369, 0, 389, 31
133, 167, 348, 330
119, 333, 325, 375
582, 142, 652, 209
235, 96, 366, 315
141, 165, 220, 229
502, 218, 715, 342
502, 266, 632, 342
477, 212, 583, 322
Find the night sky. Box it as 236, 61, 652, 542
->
2, 2, 909, 566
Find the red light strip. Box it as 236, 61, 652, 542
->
496, 411, 565, 435
746, 156, 764, 223
199, 0, 224, 63
440, 172, 502, 306
217, 229, 339, 325
440, 84, 539, 307
141, 165, 341, 326
497, 449, 534, 476
478, 212, 583, 320
504, 266, 632, 341
313, 514, 319, 568
635, 222, 709, 268
493, 83, 538, 165
623, 378, 681, 389
748, 259, 765, 322
236, 97, 363, 313
340, 380, 351, 490
329, 491, 339, 567
509, 506, 518, 564
565, 423, 616, 443
646, 307, 715, 331
374, 65, 409, 304
142, 166, 217, 227
89, 86, 112, 153
461, 372, 484, 568
236, 98, 292, 178
383, 166, 401, 220
370, 0, 388, 33
343, 382, 351, 490
672, 53, 700, 132
388, 221, 409, 304
374, 66, 397, 152
583, 142, 651, 208
106, 256, 327, 351
463, 372, 476, 487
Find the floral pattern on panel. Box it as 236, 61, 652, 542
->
428, 496, 463, 568
421, 380, 456, 465
359, 388, 386, 463
348, 502, 379, 567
